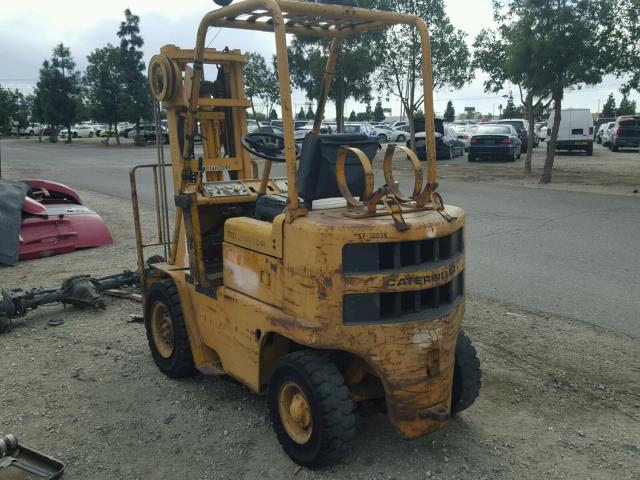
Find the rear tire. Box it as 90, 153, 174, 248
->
586, 144, 593, 156
379, 134, 387, 143
396, 134, 406, 142
451, 331, 481, 415
468, 154, 475, 162
144, 279, 195, 378
268, 350, 355, 467
612, 143, 619, 152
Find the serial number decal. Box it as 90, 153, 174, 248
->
382, 264, 456, 288
354, 232, 389, 241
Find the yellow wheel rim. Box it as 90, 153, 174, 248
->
278, 382, 313, 444
151, 302, 174, 359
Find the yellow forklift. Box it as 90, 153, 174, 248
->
132, 0, 480, 466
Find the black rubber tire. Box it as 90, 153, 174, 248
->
89, 132, 94, 138
467, 154, 475, 162
268, 350, 355, 467
447, 146, 453, 160
451, 331, 481, 415
144, 279, 195, 378
396, 134, 406, 142
586, 144, 593, 156
517, 149, 522, 159
612, 143, 619, 152
379, 134, 387, 143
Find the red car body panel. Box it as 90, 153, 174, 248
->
18, 180, 112, 261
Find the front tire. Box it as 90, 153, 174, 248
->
378, 134, 387, 143
144, 279, 195, 378
451, 331, 481, 415
468, 154, 476, 162
89, 132, 94, 138
396, 134, 406, 142
268, 351, 355, 467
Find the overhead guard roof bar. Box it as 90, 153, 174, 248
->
190, 0, 438, 219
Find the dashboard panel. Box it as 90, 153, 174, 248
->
200, 177, 289, 199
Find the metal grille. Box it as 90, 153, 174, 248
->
342, 228, 463, 274
343, 274, 464, 325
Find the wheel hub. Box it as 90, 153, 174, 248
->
151, 302, 174, 359
279, 382, 312, 444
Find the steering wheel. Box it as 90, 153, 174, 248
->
241, 131, 300, 162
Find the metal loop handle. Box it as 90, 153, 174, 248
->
335, 146, 374, 209
382, 144, 423, 202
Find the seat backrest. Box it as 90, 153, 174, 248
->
296, 133, 379, 208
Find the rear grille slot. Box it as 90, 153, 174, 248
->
343, 274, 464, 325
343, 228, 463, 273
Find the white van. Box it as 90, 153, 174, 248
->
547, 108, 594, 155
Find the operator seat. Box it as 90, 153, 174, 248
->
255, 133, 379, 221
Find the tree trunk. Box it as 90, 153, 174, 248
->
250, 99, 258, 124
66, 124, 72, 143
105, 123, 111, 145
114, 124, 121, 145
541, 92, 563, 184
524, 92, 535, 174
335, 78, 344, 133
408, 112, 416, 155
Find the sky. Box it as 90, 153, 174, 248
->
0, 0, 636, 119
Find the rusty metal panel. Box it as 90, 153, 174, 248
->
224, 216, 283, 258
223, 243, 283, 308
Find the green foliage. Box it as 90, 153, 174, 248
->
444, 100, 455, 122
34, 43, 82, 140
305, 105, 315, 120
0, 86, 31, 133
248, 111, 267, 121
348, 110, 357, 121
617, 95, 636, 115
296, 107, 306, 120
244, 52, 280, 119
269, 109, 278, 120
501, 92, 522, 118
373, 100, 385, 122
118, 9, 151, 126
84, 45, 125, 127
601, 93, 616, 117
288, 0, 382, 130
374, 0, 471, 132
613, 0, 640, 95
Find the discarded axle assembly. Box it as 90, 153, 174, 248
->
0, 270, 140, 333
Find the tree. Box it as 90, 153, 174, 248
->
288, 0, 381, 132
244, 52, 280, 122
375, 0, 471, 148
118, 9, 151, 136
613, 0, 640, 96
296, 106, 306, 120
0, 87, 31, 135
501, 92, 520, 118
305, 105, 315, 120
444, 100, 455, 122
84, 45, 125, 145
348, 110, 357, 121
373, 100, 385, 121
601, 93, 617, 117
34, 43, 81, 142
269, 109, 278, 120
475, 0, 614, 181
617, 95, 636, 115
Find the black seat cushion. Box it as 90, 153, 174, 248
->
296, 133, 379, 208
255, 194, 288, 221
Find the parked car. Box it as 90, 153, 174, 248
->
596, 122, 616, 147
535, 122, 547, 142
593, 117, 615, 140
127, 124, 169, 143
453, 124, 477, 151
22, 123, 43, 136
407, 118, 465, 160
59, 128, 78, 139
75, 125, 97, 138
609, 115, 640, 152
343, 122, 379, 141
468, 124, 522, 162
373, 125, 407, 143
546, 108, 594, 155
387, 121, 408, 130
496, 118, 531, 152
599, 122, 615, 146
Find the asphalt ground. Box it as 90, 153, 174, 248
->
1, 138, 638, 337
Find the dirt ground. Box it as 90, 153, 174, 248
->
1, 184, 639, 480
378, 142, 640, 197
